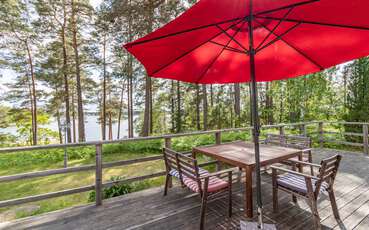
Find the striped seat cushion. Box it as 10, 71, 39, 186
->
277, 173, 328, 194
169, 168, 228, 193
183, 175, 228, 193
169, 168, 208, 178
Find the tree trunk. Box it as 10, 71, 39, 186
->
265, 82, 274, 124
72, 92, 77, 143
279, 83, 284, 123
117, 82, 124, 139
71, 0, 85, 142
142, 75, 151, 136
196, 84, 201, 130
25, 40, 37, 145
176, 81, 181, 133
56, 109, 63, 144
108, 112, 113, 140
202, 84, 208, 130
26, 73, 35, 146
234, 83, 241, 127
149, 79, 153, 135
62, 0, 71, 143
102, 33, 107, 140
210, 84, 214, 107
171, 80, 175, 133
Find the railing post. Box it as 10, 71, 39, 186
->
318, 122, 324, 148
164, 137, 172, 148
300, 124, 307, 136
164, 138, 173, 187
215, 132, 222, 171
95, 144, 103, 206
279, 126, 285, 136
363, 124, 368, 156
215, 132, 221, 145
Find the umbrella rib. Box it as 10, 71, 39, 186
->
125, 17, 246, 48
256, 16, 369, 31
195, 21, 247, 84
254, 0, 319, 17
256, 21, 324, 70
256, 22, 301, 53
215, 24, 249, 54
150, 19, 244, 76
125, 0, 319, 48
209, 41, 247, 54
255, 7, 295, 51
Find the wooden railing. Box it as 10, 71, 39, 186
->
0, 121, 367, 209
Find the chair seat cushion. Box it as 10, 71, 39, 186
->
277, 173, 328, 194
169, 168, 228, 193
183, 174, 229, 193
169, 167, 208, 178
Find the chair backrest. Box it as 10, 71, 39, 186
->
265, 133, 286, 145
163, 148, 202, 192
284, 135, 311, 150
265, 133, 311, 150
315, 154, 342, 194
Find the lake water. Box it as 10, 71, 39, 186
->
1, 115, 135, 141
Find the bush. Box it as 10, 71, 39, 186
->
88, 176, 133, 202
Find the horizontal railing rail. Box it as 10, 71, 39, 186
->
0, 120, 367, 210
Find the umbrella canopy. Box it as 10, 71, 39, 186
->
124, 0, 369, 228
124, 0, 369, 84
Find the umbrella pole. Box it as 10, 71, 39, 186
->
248, 0, 264, 229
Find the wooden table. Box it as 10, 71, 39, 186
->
192, 141, 303, 218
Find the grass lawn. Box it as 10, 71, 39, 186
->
0, 149, 166, 222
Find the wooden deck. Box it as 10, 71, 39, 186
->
1, 149, 369, 230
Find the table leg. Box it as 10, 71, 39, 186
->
245, 167, 253, 218
192, 150, 196, 159
298, 152, 303, 173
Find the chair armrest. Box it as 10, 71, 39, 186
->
270, 166, 319, 180
301, 148, 312, 153
288, 159, 321, 168
199, 168, 235, 179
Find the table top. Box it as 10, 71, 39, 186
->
193, 141, 302, 168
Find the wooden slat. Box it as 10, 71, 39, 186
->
103, 155, 162, 168
0, 156, 163, 183
0, 185, 95, 208
354, 214, 369, 230
324, 139, 364, 147
102, 171, 167, 188
0, 165, 95, 183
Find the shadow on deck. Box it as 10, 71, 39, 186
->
1, 149, 369, 230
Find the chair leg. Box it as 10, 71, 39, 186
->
308, 197, 321, 230
308, 151, 314, 176
200, 179, 209, 230
272, 168, 278, 213
292, 195, 297, 203
228, 172, 232, 218
328, 189, 340, 220
164, 174, 170, 196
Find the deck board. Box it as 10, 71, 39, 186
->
1, 148, 369, 230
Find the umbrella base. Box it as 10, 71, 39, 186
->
240, 221, 277, 230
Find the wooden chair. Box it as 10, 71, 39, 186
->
271, 154, 342, 230
265, 134, 314, 175
163, 148, 233, 230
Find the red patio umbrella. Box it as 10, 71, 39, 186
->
124, 0, 369, 228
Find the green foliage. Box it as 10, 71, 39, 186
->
87, 176, 159, 202
103, 140, 163, 154
343, 58, 369, 142
88, 176, 132, 202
